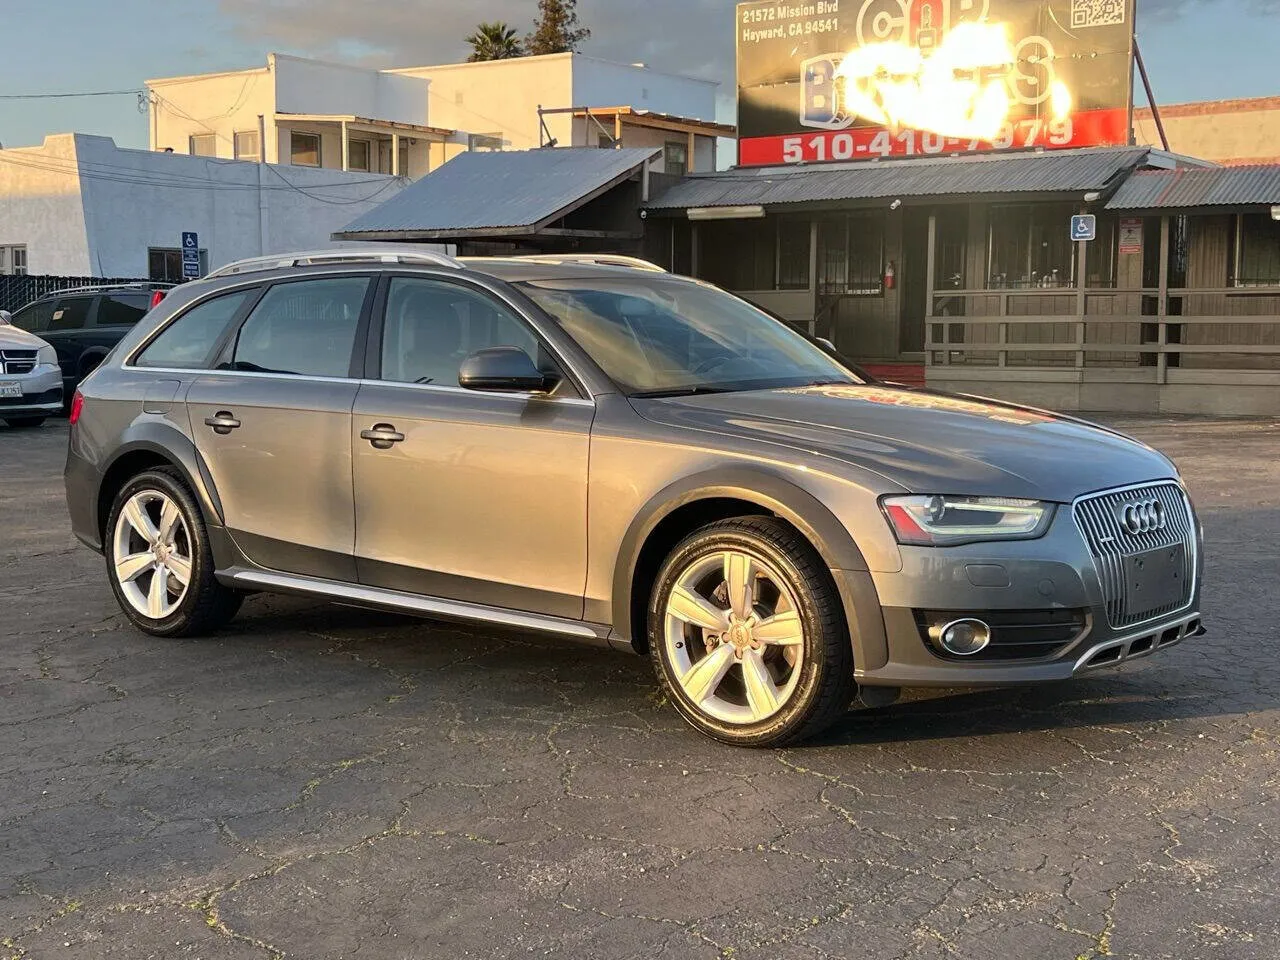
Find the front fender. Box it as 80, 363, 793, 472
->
608, 466, 890, 670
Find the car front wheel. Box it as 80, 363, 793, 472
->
649, 517, 854, 747
105, 468, 242, 637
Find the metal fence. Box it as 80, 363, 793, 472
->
0, 275, 151, 313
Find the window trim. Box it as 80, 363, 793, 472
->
1, 244, 28, 276
347, 137, 372, 172
290, 131, 322, 168
233, 130, 261, 162
664, 140, 688, 176
189, 134, 218, 158
366, 272, 592, 399
128, 284, 268, 369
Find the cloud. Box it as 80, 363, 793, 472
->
212, 0, 736, 86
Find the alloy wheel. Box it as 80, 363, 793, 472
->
111, 490, 193, 620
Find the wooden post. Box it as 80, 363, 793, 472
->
341, 121, 350, 172
808, 219, 819, 337
688, 131, 697, 174
690, 222, 699, 278
1157, 215, 1171, 383
391, 133, 400, 176
998, 292, 1008, 368
614, 114, 623, 148
925, 213, 938, 365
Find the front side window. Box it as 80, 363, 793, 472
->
291, 132, 321, 167
134, 291, 254, 369
189, 134, 217, 157
225, 277, 369, 377
380, 278, 548, 387
49, 297, 94, 332
522, 278, 859, 396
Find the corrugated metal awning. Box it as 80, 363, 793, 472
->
1106, 165, 1280, 210
336, 147, 661, 241
646, 147, 1156, 213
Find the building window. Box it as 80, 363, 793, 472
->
0, 245, 28, 276
234, 130, 260, 162
697, 217, 813, 292
468, 133, 504, 152
1233, 213, 1280, 286
778, 220, 811, 290
664, 141, 688, 177
291, 131, 321, 167
988, 204, 1076, 288
149, 247, 208, 284
818, 214, 885, 296
348, 139, 371, 172
189, 134, 217, 157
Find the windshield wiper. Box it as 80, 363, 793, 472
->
629, 385, 744, 399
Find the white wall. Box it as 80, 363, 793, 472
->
274, 54, 430, 126
571, 57, 719, 121
149, 66, 275, 160
0, 135, 94, 275
0, 134, 407, 277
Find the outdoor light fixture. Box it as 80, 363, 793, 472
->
687, 205, 766, 221
1271, 205, 1280, 221
1083, 191, 1102, 202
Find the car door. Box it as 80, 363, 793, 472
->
185, 274, 376, 581
352, 275, 594, 620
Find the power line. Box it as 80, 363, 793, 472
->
0, 88, 143, 101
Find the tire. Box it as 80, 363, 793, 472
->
4, 417, 46, 428
648, 517, 854, 747
104, 467, 243, 638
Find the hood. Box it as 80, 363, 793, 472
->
0, 325, 51, 351
632, 384, 1177, 502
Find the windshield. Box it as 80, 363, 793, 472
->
520, 277, 861, 397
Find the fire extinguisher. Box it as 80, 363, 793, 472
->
884, 260, 897, 291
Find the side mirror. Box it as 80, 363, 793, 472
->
458, 346, 549, 393
817, 337, 837, 352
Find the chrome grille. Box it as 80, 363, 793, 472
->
1, 349, 38, 375
1073, 482, 1196, 628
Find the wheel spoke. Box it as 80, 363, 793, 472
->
115, 551, 155, 584
146, 569, 169, 618
123, 498, 159, 544
668, 585, 730, 633
157, 499, 181, 546
754, 610, 804, 647
679, 643, 736, 705
166, 554, 193, 589
723, 552, 755, 620
742, 649, 782, 719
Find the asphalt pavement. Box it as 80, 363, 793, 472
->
1, 416, 1277, 960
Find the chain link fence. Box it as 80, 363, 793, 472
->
0, 275, 151, 313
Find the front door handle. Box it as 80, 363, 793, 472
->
204, 411, 241, 435
361, 423, 406, 450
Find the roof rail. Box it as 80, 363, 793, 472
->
497, 254, 668, 273
206, 247, 464, 280
33, 281, 176, 299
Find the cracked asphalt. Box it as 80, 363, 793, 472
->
2, 416, 1278, 960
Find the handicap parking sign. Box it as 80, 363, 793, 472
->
1070, 215, 1097, 242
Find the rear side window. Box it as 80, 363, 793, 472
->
96, 294, 150, 327
134, 291, 254, 369
12, 301, 54, 333
225, 277, 369, 378
49, 297, 94, 331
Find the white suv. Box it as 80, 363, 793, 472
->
0, 323, 62, 428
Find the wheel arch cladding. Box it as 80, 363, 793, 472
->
613, 467, 873, 655
97, 429, 223, 546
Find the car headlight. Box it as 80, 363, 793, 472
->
37, 344, 58, 367
880, 495, 1055, 546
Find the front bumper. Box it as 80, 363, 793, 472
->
0, 365, 63, 417
851, 492, 1205, 688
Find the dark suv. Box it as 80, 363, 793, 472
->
9, 283, 173, 398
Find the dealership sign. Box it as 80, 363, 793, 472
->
737, 0, 1135, 166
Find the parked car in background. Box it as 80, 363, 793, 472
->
64, 249, 1205, 747
8, 283, 172, 398
0, 323, 63, 428
0, 310, 13, 325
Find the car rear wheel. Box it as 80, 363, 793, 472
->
3, 417, 46, 428
649, 517, 854, 747
105, 468, 242, 637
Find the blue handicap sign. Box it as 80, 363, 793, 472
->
182, 231, 199, 251
1070, 214, 1097, 242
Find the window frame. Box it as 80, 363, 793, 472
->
347, 138, 372, 172
1, 244, 28, 276
189, 134, 218, 158
664, 140, 689, 177
130, 287, 265, 371
364, 273, 587, 400
290, 131, 322, 168
1232, 212, 1280, 287
233, 130, 261, 162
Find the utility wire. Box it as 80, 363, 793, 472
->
0, 88, 143, 100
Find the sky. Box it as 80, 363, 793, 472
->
1, 0, 1278, 150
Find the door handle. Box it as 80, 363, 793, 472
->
204, 411, 241, 435
360, 423, 406, 450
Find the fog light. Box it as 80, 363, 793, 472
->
937, 618, 991, 656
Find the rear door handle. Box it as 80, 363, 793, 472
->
360, 423, 406, 449
204, 411, 241, 434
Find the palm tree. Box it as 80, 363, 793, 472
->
466, 22, 524, 62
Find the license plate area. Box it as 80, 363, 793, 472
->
1124, 543, 1187, 617
0, 382, 23, 398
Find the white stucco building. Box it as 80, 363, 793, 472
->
147, 52, 729, 179
0, 133, 407, 278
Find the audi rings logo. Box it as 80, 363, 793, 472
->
1120, 499, 1166, 535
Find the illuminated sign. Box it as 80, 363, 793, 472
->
737, 0, 1135, 166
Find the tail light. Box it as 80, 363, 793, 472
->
149, 289, 167, 310
68, 391, 85, 426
